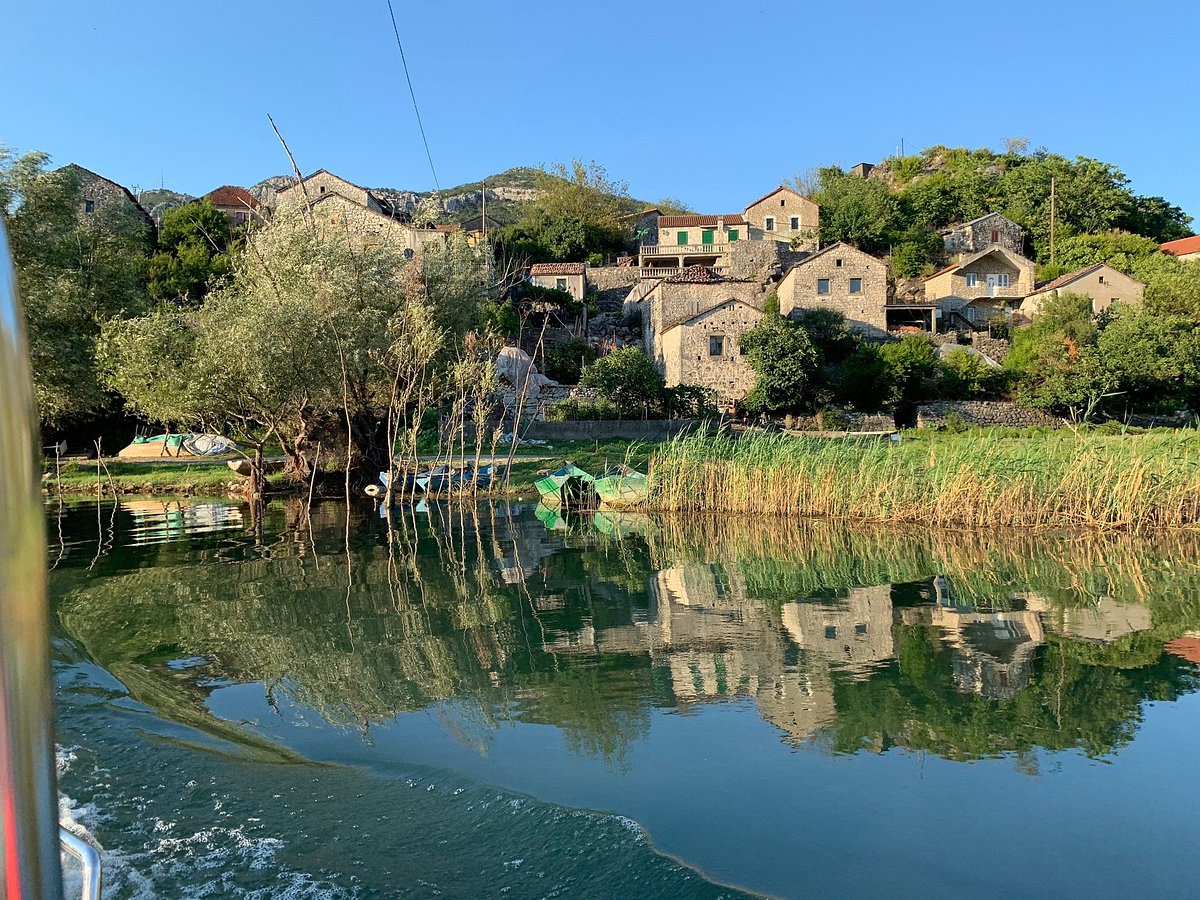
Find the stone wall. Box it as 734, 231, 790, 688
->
661, 301, 763, 406
780, 244, 889, 339
310, 193, 445, 254
916, 401, 1063, 429
587, 266, 640, 293
276, 171, 377, 212
781, 410, 896, 432
971, 333, 1012, 363
942, 213, 1024, 257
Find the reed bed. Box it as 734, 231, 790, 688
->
647, 429, 1200, 529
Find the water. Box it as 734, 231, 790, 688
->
47, 498, 1200, 898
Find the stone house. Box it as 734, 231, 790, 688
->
635, 188, 820, 280
1021, 263, 1144, 318
1160, 234, 1200, 262
941, 212, 1025, 258
776, 242, 893, 337
742, 187, 820, 249
923, 245, 1036, 328
274, 169, 401, 217
849, 162, 875, 179
529, 262, 587, 301
308, 191, 447, 255
639, 267, 763, 407
54, 163, 155, 232
203, 185, 264, 229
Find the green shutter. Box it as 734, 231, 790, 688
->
702, 229, 714, 245
727, 229, 739, 242
677, 231, 688, 245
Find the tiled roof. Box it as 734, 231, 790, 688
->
742, 186, 818, 211
662, 266, 749, 284
204, 185, 260, 208
1161, 235, 1200, 256
1035, 264, 1105, 293
530, 262, 585, 276
1166, 637, 1200, 665
659, 214, 745, 228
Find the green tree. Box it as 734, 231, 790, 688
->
580, 346, 665, 417
836, 343, 892, 413
938, 348, 1006, 400
148, 199, 234, 303
879, 335, 940, 415
739, 317, 820, 414
2, 146, 151, 424
812, 167, 901, 253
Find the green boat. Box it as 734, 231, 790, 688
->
534, 463, 598, 508
594, 465, 649, 509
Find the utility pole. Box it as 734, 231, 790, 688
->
1050, 177, 1057, 269
481, 180, 488, 241
900, 137, 905, 158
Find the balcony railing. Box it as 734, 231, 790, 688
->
640, 242, 730, 257
640, 266, 730, 280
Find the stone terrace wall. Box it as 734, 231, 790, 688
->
916, 401, 1063, 429
520, 418, 710, 442
971, 333, 1012, 363
587, 266, 639, 292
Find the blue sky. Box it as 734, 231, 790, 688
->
4, 0, 1197, 227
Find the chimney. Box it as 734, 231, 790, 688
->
717, 215, 725, 230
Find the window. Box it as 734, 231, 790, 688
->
825, 626, 837, 640
996, 273, 1011, 287
83, 198, 95, 214
709, 335, 725, 356
849, 278, 862, 294
764, 217, 775, 232
965, 273, 979, 287
835, 258, 843, 267
1098, 274, 1106, 284
780, 198, 786, 207
790, 216, 800, 230
855, 623, 868, 635
556, 277, 568, 291
319, 185, 326, 193
727, 228, 739, 242
991, 229, 999, 243
677, 231, 688, 245
817, 278, 830, 295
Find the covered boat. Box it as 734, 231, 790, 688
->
534, 463, 597, 509
117, 432, 236, 459
594, 465, 648, 509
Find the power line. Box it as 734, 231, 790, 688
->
386, 0, 440, 192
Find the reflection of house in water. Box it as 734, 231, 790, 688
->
537, 563, 897, 744
1022, 595, 1152, 643
123, 500, 244, 546
779, 586, 895, 677
901, 592, 1044, 700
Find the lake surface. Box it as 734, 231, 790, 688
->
48, 498, 1200, 898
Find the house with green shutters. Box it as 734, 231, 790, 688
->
635, 187, 820, 281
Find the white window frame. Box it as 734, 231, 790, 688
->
965, 273, 979, 288
996, 273, 1011, 287
764, 216, 775, 232
790, 216, 800, 230
555, 277, 568, 291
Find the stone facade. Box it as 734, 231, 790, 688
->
660, 300, 764, 407
56, 164, 155, 233
203, 185, 263, 229
916, 401, 1063, 429
275, 170, 387, 214
777, 243, 889, 338
586, 265, 640, 293
925, 246, 1036, 303
743, 187, 820, 249
308, 191, 446, 254
942, 212, 1024, 258
1021, 263, 1144, 318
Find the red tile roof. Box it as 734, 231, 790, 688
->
1161, 235, 1200, 257
530, 262, 585, 276
743, 186, 819, 211
1166, 637, 1200, 665
659, 214, 745, 228
204, 185, 260, 209
1035, 263, 1106, 293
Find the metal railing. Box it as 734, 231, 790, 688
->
60, 828, 103, 900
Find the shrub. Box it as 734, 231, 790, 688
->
939, 348, 1006, 399
543, 338, 598, 385
580, 346, 665, 417
740, 317, 821, 414
482, 300, 520, 338
586, 252, 605, 268
544, 396, 622, 421
836, 344, 892, 412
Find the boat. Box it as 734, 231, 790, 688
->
534, 463, 598, 508
594, 465, 649, 509
380, 463, 494, 496
227, 458, 284, 477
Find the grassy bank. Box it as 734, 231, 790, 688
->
647, 428, 1200, 529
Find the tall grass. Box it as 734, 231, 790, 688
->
647, 428, 1200, 529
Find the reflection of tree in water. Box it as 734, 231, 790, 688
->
50, 499, 1200, 765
